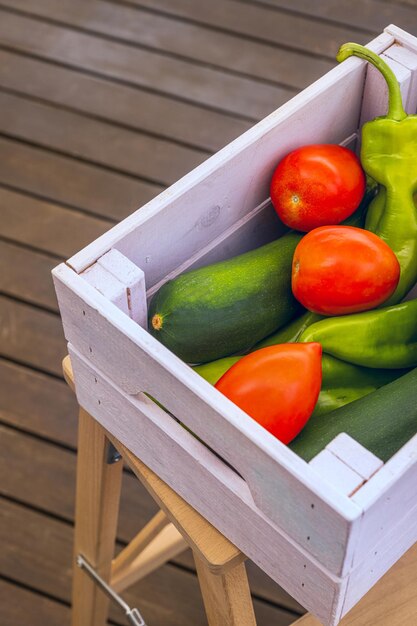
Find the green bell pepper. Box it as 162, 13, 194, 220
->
337, 43, 417, 304
300, 297, 417, 369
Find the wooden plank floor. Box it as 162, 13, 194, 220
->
1, 1, 417, 624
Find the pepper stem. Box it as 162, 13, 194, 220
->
337, 43, 407, 122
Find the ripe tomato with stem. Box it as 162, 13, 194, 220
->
270, 144, 366, 232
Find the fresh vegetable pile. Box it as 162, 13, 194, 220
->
148, 43, 417, 459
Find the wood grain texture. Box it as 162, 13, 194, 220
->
0, 187, 111, 258
194, 554, 257, 626
0, 8, 293, 119
111, 435, 245, 575
0, 421, 302, 611
0, 138, 161, 221
108, 0, 368, 58
239, 0, 417, 33
1, 0, 332, 91
0, 49, 250, 153
0, 296, 66, 375
0, 90, 207, 185
0, 239, 58, 311
112, 517, 188, 593
0, 579, 70, 626
0, 497, 295, 626
71, 408, 123, 626
0, 358, 78, 446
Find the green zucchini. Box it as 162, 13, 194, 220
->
289, 367, 417, 462
148, 232, 302, 363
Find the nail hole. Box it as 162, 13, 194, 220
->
98, 399, 101, 405
303, 564, 306, 569
89, 347, 93, 353
301, 583, 305, 587
307, 536, 310, 541
82, 310, 86, 316
311, 504, 315, 509
94, 378, 97, 384
374, 551, 377, 556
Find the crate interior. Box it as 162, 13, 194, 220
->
68, 37, 417, 472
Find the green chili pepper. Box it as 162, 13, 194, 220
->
300, 298, 417, 369
337, 43, 417, 304
313, 354, 406, 416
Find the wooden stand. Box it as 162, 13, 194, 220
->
63, 356, 417, 626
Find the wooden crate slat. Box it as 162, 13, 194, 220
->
309, 450, 365, 497
97, 249, 147, 326
341, 501, 417, 617
325, 434, 383, 481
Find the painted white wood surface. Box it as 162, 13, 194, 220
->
341, 501, 417, 617
68, 344, 346, 626
83, 264, 129, 316
309, 450, 364, 497
326, 434, 383, 481
146, 198, 285, 301
97, 249, 147, 327
53, 262, 361, 579
359, 54, 411, 127
384, 44, 417, 113
351, 434, 417, 568
67, 33, 394, 287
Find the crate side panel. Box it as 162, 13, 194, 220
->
145, 199, 285, 301
69, 345, 345, 626
350, 434, 417, 568
53, 263, 361, 577
67, 33, 395, 282
340, 502, 417, 618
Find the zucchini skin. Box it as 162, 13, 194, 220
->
289, 367, 417, 462
148, 232, 302, 363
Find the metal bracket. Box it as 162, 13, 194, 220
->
107, 441, 122, 464
77, 554, 147, 626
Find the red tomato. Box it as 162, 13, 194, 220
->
270, 144, 366, 231
215, 343, 322, 444
292, 226, 400, 315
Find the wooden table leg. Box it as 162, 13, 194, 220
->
71, 408, 123, 626
194, 552, 257, 626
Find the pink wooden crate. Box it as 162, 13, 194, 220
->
53, 25, 417, 626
